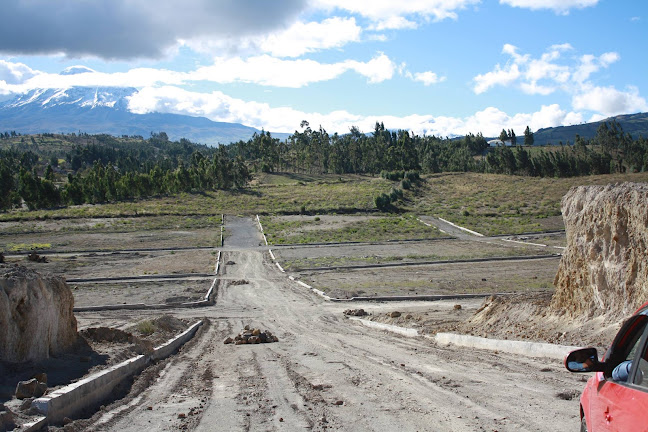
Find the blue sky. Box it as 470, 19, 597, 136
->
0, 0, 646, 137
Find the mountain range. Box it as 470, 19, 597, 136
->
0, 68, 646, 146
0, 69, 288, 145
532, 112, 648, 145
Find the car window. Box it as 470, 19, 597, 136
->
632, 325, 648, 388
604, 315, 648, 379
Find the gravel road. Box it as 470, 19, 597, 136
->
80, 217, 585, 432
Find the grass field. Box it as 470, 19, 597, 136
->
260, 214, 443, 245
407, 171, 648, 235
2, 171, 648, 237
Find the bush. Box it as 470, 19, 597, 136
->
375, 193, 391, 211
401, 179, 412, 190
137, 320, 156, 335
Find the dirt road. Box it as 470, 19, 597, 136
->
81, 217, 584, 432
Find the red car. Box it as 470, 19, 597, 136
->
565, 301, 648, 431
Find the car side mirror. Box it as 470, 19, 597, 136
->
565, 347, 605, 373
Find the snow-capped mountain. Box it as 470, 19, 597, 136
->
0, 69, 271, 145
4, 86, 135, 111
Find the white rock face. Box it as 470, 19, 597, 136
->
552, 183, 648, 318
0, 266, 78, 362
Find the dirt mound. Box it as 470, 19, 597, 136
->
80, 327, 154, 356
552, 183, 648, 319
0, 265, 78, 363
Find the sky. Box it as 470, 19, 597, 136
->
0, 0, 646, 138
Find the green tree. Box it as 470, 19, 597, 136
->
523, 126, 534, 146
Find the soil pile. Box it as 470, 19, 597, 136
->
552, 183, 648, 319
0, 265, 78, 362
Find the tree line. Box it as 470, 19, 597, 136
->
0, 134, 250, 211
1, 120, 646, 212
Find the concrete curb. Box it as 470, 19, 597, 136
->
67, 273, 215, 283
437, 217, 485, 237
256, 215, 268, 246
350, 318, 578, 360
32, 320, 203, 425
434, 332, 579, 360
73, 252, 221, 312
294, 254, 561, 272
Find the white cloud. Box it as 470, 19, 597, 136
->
0, 54, 396, 92
0, 60, 41, 85
369, 16, 419, 31
472, 44, 641, 117
572, 85, 648, 116
412, 71, 446, 86
572, 52, 619, 84
473, 64, 521, 94
259, 17, 361, 57
313, 0, 481, 23
499, 0, 599, 15
127, 85, 585, 137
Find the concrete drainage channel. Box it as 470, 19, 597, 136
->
23, 320, 204, 430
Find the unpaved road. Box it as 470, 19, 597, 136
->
79, 217, 584, 432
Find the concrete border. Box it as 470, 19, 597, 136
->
350, 318, 578, 360
434, 332, 579, 360
73, 251, 221, 312
294, 254, 561, 272
32, 320, 203, 425
437, 217, 484, 237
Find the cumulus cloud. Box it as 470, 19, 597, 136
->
0, 60, 40, 85
408, 71, 446, 86
313, 0, 481, 24
127, 85, 584, 137
473, 64, 521, 94
0, 0, 307, 59
0, 54, 396, 92
572, 85, 648, 116
499, 0, 599, 15
258, 17, 362, 58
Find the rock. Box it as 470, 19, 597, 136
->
27, 251, 47, 263
223, 337, 233, 344
33, 372, 47, 384
405, 314, 413, 319
0, 409, 16, 431
252, 328, 261, 336
333, 400, 344, 405
552, 183, 648, 318
226, 261, 236, 265
19, 398, 34, 412
343, 309, 367, 317
15, 378, 47, 399
454, 304, 462, 310
389, 311, 401, 318
0, 266, 78, 362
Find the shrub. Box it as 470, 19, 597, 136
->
137, 320, 156, 336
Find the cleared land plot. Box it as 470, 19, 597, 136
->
274, 238, 553, 270
0, 217, 222, 252
409, 171, 648, 235
70, 279, 210, 308
3, 249, 217, 279
298, 257, 559, 298
261, 214, 443, 245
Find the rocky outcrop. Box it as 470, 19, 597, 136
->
552, 183, 648, 318
0, 265, 78, 362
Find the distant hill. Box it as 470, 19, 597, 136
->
533, 112, 648, 145
0, 82, 289, 145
